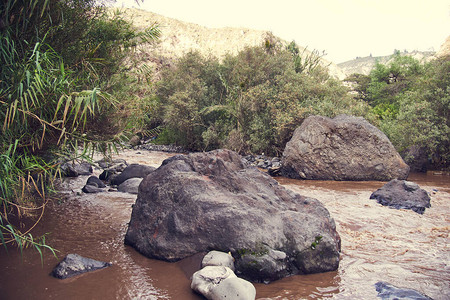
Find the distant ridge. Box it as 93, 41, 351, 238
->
116, 8, 346, 79
436, 35, 450, 57
338, 51, 436, 77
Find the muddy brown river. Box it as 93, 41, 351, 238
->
0, 150, 448, 299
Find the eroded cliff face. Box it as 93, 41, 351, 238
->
437, 35, 450, 57
115, 8, 345, 79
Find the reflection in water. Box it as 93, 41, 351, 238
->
0, 150, 448, 299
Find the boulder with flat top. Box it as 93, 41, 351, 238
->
281, 115, 409, 181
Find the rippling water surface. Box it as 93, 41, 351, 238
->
0, 150, 448, 299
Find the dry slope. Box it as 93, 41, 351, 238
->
117, 8, 345, 79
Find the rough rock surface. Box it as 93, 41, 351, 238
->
86, 176, 106, 188
98, 159, 128, 181
96, 158, 128, 170
125, 149, 341, 282
82, 184, 105, 194
117, 178, 143, 194
375, 281, 433, 300
51, 254, 111, 279
110, 164, 155, 186
202, 251, 235, 271
191, 266, 255, 300
401, 145, 428, 172
370, 179, 431, 214
234, 248, 290, 282
281, 115, 409, 181
61, 161, 93, 177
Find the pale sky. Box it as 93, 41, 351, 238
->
112, 0, 450, 63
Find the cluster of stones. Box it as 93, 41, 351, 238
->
56, 114, 434, 297
135, 141, 189, 153
241, 155, 282, 176
61, 159, 154, 195
191, 251, 256, 300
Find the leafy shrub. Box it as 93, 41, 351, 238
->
348, 53, 450, 169
154, 40, 369, 155
0, 0, 160, 254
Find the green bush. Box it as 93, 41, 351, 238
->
0, 0, 160, 255
348, 53, 450, 169
154, 40, 369, 155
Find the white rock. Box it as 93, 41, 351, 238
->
191, 266, 256, 300
210, 277, 256, 300
191, 266, 236, 297
202, 250, 235, 271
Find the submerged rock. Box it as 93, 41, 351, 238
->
191, 266, 255, 300
370, 179, 431, 214
110, 164, 155, 186
281, 115, 409, 181
51, 254, 111, 279
125, 149, 341, 282
375, 281, 433, 300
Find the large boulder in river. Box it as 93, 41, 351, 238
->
370, 179, 431, 214
281, 115, 409, 181
124, 149, 341, 282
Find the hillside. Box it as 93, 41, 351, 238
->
117, 8, 345, 79
338, 51, 436, 77
436, 35, 450, 57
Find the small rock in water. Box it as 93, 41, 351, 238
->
82, 184, 105, 193
202, 250, 235, 271
117, 178, 142, 194
375, 281, 433, 300
51, 254, 111, 279
370, 179, 431, 214
61, 161, 93, 177
86, 176, 106, 188
111, 164, 155, 186
209, 277, 256, 300
191, 266, 255, 300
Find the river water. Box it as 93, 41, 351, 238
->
0, 150, 448, 299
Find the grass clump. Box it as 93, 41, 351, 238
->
0, 0, 160, 257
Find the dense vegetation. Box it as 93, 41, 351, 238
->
346, 52, 450, 169
151, 37, 368, 155
0, 0, 159, 255
151, 45, 448, 168
1, 1, 448, 258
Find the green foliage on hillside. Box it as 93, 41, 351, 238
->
347, 54, 450, 169
153, 39, 369, 155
